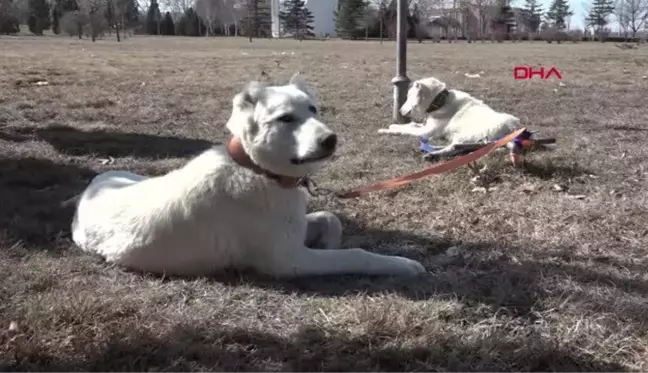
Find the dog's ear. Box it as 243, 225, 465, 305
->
289, 72, 317, 103
233, 81, 266, 109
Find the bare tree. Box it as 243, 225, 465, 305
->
162, 0, 191, 17
616, 0, 648, 38
457, 0, 473, 41
161, 0, 191, 34
106, 0, 124, 41
362, 1, 379, 40
410, 0, 437, 41
195, 0, 219, 35
368, 0, 389, 43
78, 0, 107, 41
216, 0, 243, 36
471, 0, 493, 41
617, 0, 631, 38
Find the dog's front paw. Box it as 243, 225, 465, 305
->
422, 153, 435, 160
392, 256, 427, 276
377, 124, 402, 134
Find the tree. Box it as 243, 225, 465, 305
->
52, 1, 61, 32
241, 0, 271, 40
58, 0, 87, 38
490, 0, 513, 41
545, 0, 572, 29
195, 0, 218, 35
177, 6, 204, 35
53, 0, 76, 33
145, 0, 160, 33
279, 0, 314, 39
160, 9, 174, 33
161, 0, 191, 21
471, 0, 493, 41
105, 0, 136, 40
360, 1, 378, 40
77, 0, 107, 41
104, 0, 113, 31
616, 0, 648, 38
120, 0, 138, 31
0, 0, 21, 34
586, 0, 614, 39
376, 0, 389, 42
522, 0, 542, 32
335, 0, 368, 39
27, 0, 50, 34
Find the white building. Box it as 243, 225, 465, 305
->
270, 0, 339, 38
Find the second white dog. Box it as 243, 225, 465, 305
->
378, 76, 521, 158
70, 74, 426, 278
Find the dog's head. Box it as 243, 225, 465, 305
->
226, 73, 336, 178
400, 77, 447, 117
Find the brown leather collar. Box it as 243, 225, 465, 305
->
426, 88, 450, 113
226, 137, 305, 188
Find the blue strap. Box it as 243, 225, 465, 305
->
419, 129, 533, 153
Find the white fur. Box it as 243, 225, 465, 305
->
378, 76, 521, 157
71, 74, 426, 278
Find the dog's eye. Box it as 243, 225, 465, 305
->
278, 114, 297, 123
308, 105, 317, 114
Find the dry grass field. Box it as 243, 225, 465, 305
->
1, 35, 648, 371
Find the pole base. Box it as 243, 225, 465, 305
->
392, 75, 410, 123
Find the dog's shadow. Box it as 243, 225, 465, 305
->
7, 318, 629, 371
1, 124, 216, 160
176, 212, 648, 328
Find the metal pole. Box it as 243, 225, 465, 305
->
391, 0, 410, 123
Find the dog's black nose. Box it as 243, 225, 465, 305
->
320, 134, 337, 152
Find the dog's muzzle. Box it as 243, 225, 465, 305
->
291, 134, 337, 165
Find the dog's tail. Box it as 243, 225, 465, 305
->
60, 193, 82, 209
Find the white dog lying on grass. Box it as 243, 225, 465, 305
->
70, 74, 426, 278
378, 76, 521, 159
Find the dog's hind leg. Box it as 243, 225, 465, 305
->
305, 211, 342, 250
265, 246, 426, 278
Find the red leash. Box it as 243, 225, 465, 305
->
334, 128, 528, 199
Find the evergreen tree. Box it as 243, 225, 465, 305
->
242, 0, 272, 40
105, 0, 114, 31
522, 0, 542, 32
161, 11, 174, 34
120, 0, 139, 29
145, 0, 161, 34
59, 0, 78, 12
586, 0, 614, 37
334, 0, 368, 40
177, 7, 203, 36
0, 0, 21, 34
52, 0, 78, 34
545, 0, 572, 29
279, 0, 314, 39
27, 0, 51, 35
51, 2, 61, 34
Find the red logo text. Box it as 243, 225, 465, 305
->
513, 66, 563, 80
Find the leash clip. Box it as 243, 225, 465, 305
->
300, 176, 335, 197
